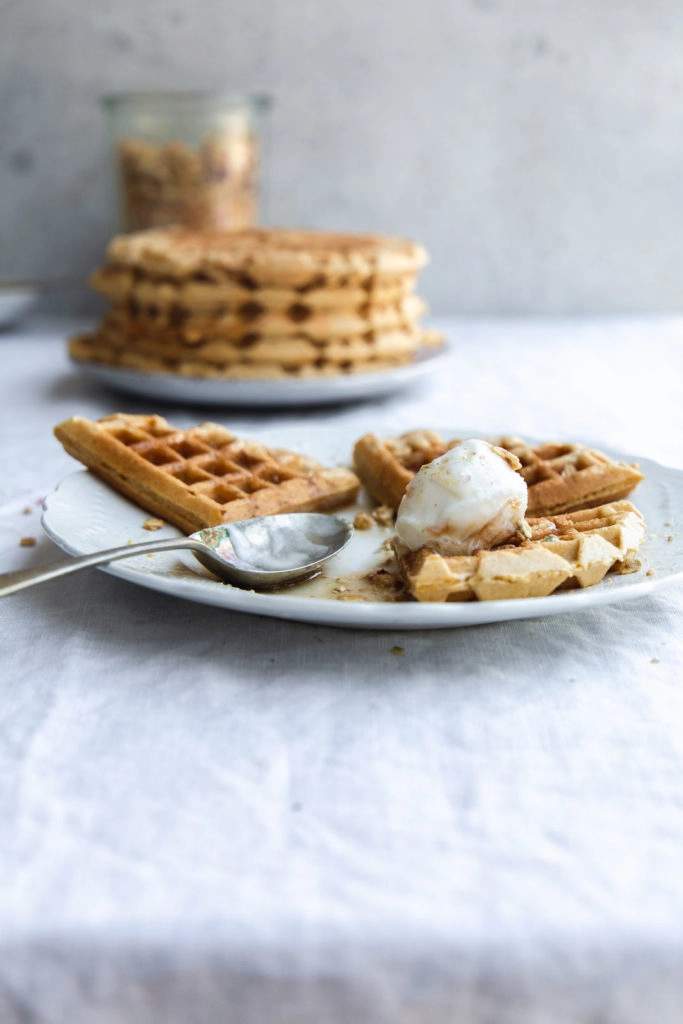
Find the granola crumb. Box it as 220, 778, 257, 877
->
353, 511, 374, 530
646, 569, 655, 577
143, 517, 166, 531
19, 537, 36, 547
667, 535, 674, 542
366, 567, 401, 590
22, 507, 32, 515
373, 505, 394, 527
391, 645, 405, 656
613, 558, 641, 575
651, 658, 660, 664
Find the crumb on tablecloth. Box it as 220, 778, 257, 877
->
143, 517, 166, 531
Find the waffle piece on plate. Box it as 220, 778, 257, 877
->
353, 430, 644, 516
395, 501, 646, 602
54, 414, 360, 534
71, 227, 440, 379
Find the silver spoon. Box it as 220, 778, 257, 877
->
0, 513, 353, 598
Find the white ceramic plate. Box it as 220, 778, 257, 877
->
41, 427, 683, 630
0, 282, 40, 328
70, 344, 450, 407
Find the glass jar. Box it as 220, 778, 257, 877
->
102, 91, 270, 233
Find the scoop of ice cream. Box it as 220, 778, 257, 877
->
394, 438, 528, 555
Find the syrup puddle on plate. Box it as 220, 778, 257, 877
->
176, 513, 410, 602
248, 517, 409, 603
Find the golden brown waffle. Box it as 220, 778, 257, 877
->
68, 329, 421, 377
104, 227, 428, 288
353, 430, 644, 516
68, 337, 415, 378
91, 268, 416, 312
395, 501, 645, 602
54, 414, 360, 534
73, 317, 422, 363
104, 294, 427, 341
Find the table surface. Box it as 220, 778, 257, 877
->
1, 315, 682, 1024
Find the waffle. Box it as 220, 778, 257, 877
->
103, 294, 427, 340
68, 339, 415, 377
54, 414, 360, 534
353, 430, 644, 516
68, 332, 421, 378
72, 319, 422, 364
103, 226, 428, 288
91, 268, 416, 312
395, 500, 645, 602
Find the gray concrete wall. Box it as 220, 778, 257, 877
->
2, 0, 683, 314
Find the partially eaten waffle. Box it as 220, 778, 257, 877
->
54, 414, 360, 534
353, 430, 645, 516
394, 501, 646, 602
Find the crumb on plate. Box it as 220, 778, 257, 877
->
374, 505, 394, 527
353, 512, 374, 530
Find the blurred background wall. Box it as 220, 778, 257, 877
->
2, 0, 683, 314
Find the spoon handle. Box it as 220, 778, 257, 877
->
0, 537, 200, 597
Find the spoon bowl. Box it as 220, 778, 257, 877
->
190, 513, 353, 588
0, 513, 353, 597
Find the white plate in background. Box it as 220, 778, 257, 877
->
0, 281, 40, 328
70, 344, 451, 407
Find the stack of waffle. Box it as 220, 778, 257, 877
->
70, 227, 439, 379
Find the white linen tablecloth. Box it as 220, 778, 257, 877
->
1, 315, 682, 1023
